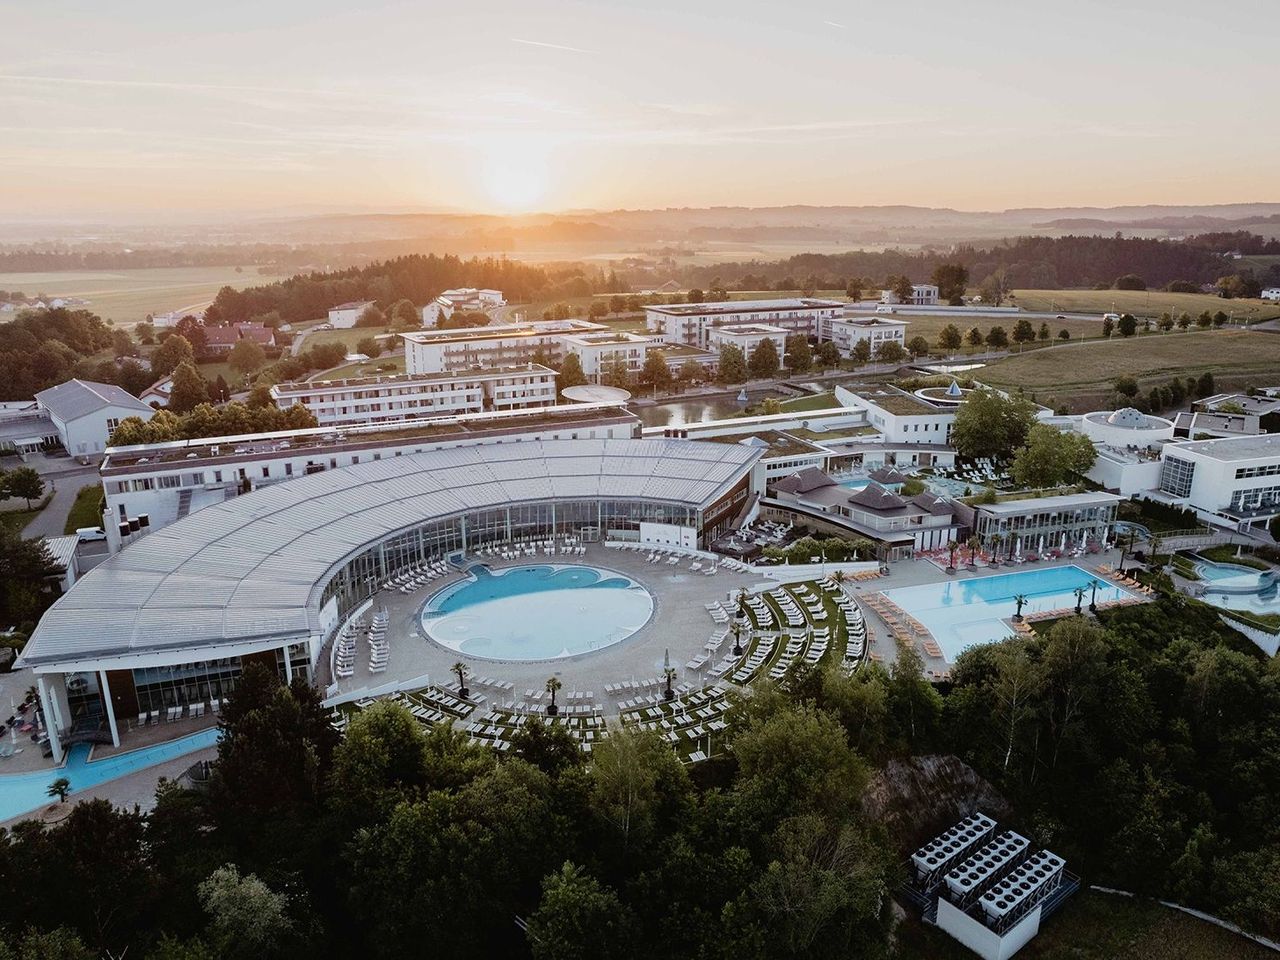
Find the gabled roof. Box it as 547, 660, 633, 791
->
910, 493, 955, 517
331, 300, 375, 311
202, 326, 241, 346
35, 379, 152, 422
773, 467, 837, 495
868, 466, 908, 485
846, 482, 907, 512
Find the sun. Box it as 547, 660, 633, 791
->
482, 154, 549, 212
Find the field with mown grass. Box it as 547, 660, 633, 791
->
0, 266, 256, 326
1010, 289, 1280, 322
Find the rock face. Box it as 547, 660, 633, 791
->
861, 754, 1011, 851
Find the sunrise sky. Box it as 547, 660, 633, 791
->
3, 0, 1276, 220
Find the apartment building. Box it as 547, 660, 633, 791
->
422, 287, 505, 326
644, 298, 843, 350
824, 315, 909, 357
880, 283, 940, 306
270, 366, 558, 426
401, 319, 607, 374
1155, 433, 1280, 532
557, 331, 658, 382
704, 323, 788, 357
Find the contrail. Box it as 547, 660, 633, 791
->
823, 20, 847, 28
510, 38, 591, 54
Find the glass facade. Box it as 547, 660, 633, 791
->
133, 658, 244, 713
1159, 456, 1196, 498
319, 498, 698, 624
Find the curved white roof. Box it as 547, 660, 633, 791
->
21, 439, 759, 670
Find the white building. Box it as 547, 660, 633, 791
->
1155, 433, 1280, 533
880, 283, 940, 306
34, 379, 155, 459
704, 323, 789, 358
270, 366, 558, 426
327, 300, 377, 329
139, 376, 174, 408
557, 331, 658, 383
98, 403, 641, 539
824, 315, 909, 357
1261, 288, 1280, 301
644, 298, 843, 350
1073, 408, 1175, 496
834, 384, 956, 446
422, 288, 505, 326
401, 319, 607, 374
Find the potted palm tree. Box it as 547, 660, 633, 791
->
47, 777, 70, 804
663, 666, 677, 702
453, 661, 469, 700
1073, 586, 1086, 616
1012, 594, 1027, 622
946, 539, 959, 574
544, 676, 562, 717
989, 534, 1004, 567
966, 535, 980, 568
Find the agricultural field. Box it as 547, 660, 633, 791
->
978, 330, 1280, 408
0, 266, 256, 326
893, 312, 1101, 350
1010, 288, 1280, 322
896, 890, 1276, 960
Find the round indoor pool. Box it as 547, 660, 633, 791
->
420, 564, 653, 661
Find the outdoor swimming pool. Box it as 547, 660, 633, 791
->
881, 565, 1137, 660
0, 726, 219, 824
1195, 559, 1280, 615
421, 564, 654, 661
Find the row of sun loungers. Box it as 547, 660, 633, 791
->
367, 610, 390, 674
136, 699, 223, 727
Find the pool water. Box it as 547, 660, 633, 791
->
881, 565, 1136, 661
421, 564, 653, 661
838, 478, 870, 491
0, 726, 219, 824
1195, 560, 1279, 615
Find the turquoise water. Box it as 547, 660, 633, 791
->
839, 479, 870, 491
1196, 560, 1264, 583
1195, 560, 1279, 614
422, 564, 653, 661
882, 565, 1136, 660
0, 726, 219, 824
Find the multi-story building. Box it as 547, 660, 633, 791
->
1155, 433, 1280, 533
880, 283, 940, 306
422, 288, 504, 326
98, 403, 640, 540
834, 385, 956, 445
402, 319, 607, 374
556, 331, 659, 383
966, 491, 1122, 554
824, 315, 909, 357
644, 298, 843, 350
704, 323, 789, 358
270, 366, 558, 426
32, 379, 155, 459
327, 300, 376, 329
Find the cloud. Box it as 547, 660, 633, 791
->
823, 20, 847, 28
509, 38, 592, 54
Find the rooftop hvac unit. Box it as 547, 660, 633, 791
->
910, 812, 997, 883
127, 517, 140, 533
138, 513, 150, 528
944, 831, 1030, 901
978, 850, 1065, 923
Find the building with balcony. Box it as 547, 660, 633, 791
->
1154, 433, 1280, 533
824, 315, 909, 357
644, 298, 843, 350
401, 319, 607, 374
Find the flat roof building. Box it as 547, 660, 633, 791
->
402, 319, 607, 375
644, 298, 843, 350
1155, 433, 1280, 532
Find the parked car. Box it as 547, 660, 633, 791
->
75, 526, 106, 542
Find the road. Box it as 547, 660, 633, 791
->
20, 456, 100, 540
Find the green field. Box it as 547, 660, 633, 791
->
311, 356, 406, 380
0, 266, 257, 327
978, 330, 1280, 406
301, 327, 402, 354
893, 312, 1101, 350
897, 890, 1276, 959
63, 484, 104, 535
1011, 289, 1280, 322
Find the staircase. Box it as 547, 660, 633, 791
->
175, 488, 193, 520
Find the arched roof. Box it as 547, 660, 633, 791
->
20, 439, 760, 670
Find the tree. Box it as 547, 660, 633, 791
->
1115, 274, 1146, 290
1113, 375, 1139, 398
891, 275, 915, 302
167, 361, 209, 414
453, 661, 470, 698
950, 387, 1037, 461
965, 326, 984, 350
1038, 321, 1050, 341
227, 338, 266, 378
0, 927, 95, 960
979, 270, 1008, 306
678, 359, 706, 384
1010, 422, 1098, 488
845, 278, 863, 301
938, 323, 963, 352
390, 298, 419, 327
639, 351, 672, 391
783, 334, 812, 373
588, 299, 608, 320
558, 352, 588, 389
246, 384, 274, 410
747, 337, 780, 379
46, 776, 71, 803
356, 336, 382, 359
111, 327, 134, 358
686, 288, 704, 304
985, 326, 1009, 349
1117, 313, 1138, 337
1195, 310, 1212, 328
906, 335, 931, 358
717, 344, 748, 384
1196, 372, 1215, 397
327, 701, 432, 825
1102, 315, 1116, 337
874, 339, 906, 364
150, 334, 195, 378
1012, 319, 1036, 344
525, 863, 632, 960
1177, 312, 1192, 329
544, 676, 562, 716
356, 304, 385, 327
601, 354, 630, 388
1058, 328, 1070, 341
814, 341, 841, 369
931, 263, 969, 303
4, 466, 43, 508
197, 864, 297, 960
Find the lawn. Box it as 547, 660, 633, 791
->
1010, 289, 1280, 323
779, 392, 839, 412
0, 506, 41, 533
310, 356, 406, 381
978, 330, 1280, 399
896, 889, 1277, 959
0, 266, 257, 327
63, 484, 104, 534
301, 327, 402, 354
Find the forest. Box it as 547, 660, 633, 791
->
2, 593, 1276, 960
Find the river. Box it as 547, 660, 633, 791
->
631, 391, 785, 428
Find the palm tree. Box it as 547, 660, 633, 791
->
1073, 586, 1086, 615
731, 619, 745, 658
47, 777, 70, 804
832, 569, 847, 587
452, 661, 469, 699
544, 676, 562, 717
663, 666, 677, 702
1088, 579, 1100, 613
989, 534, 1004, 566
966, 535, 981, 567
946, 539, 959, 573
1012, 594, 1027, 622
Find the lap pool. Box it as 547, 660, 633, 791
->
881, 565, 1137, 661
420, 564, 653, 661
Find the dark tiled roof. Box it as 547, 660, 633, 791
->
773, 467, 836, 495
846, 482, 907, 512
910, 492, 955, 516
868, 466, 908, 484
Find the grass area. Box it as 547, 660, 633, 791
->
63, 484, 104, 534
310, 357, 405, 380
1010, 289, 1280, 322
0, 507, 41, 533
892, 312, 1102, 350
301, 327, 402, 353
0, 266, 257, 327
778, 391, 838, 412
896, 889, 1277, 959
1117, 498, 1202, 534
979, 331, 1280, 397
1196, 544, 1273, 570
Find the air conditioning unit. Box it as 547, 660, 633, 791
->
944, 830, 1029, 901
910, 812, 997, 883
979, 849, 1064, 922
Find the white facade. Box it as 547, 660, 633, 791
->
34, 379, 155, 458
644, 298, 843, 350
401, 319, 607, 374
1156, 433, 1280, 531
270, 366, 558, 426
704, 323, 788, 357
824, 316, 909, 357
328, 300, 376, 329
558, 332, 658, 383
422, 288, 505, 326
1261, 288, 1280, 301
833, 385, 955, 445
880, 283, 940, 306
